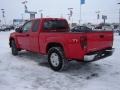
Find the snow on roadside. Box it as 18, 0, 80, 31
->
0, 31, 120, 90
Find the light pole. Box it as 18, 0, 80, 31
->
68, 8, 73, 24
22, 0, 37, 20
1, 9, 6, 25
67, 14, 71, 21
96, 11, 100, 24
38, 10, 43, 18
68, 8, 73, 28
118, 3, 120, 32
22, 0, 28, 12
68, 8, 73, 21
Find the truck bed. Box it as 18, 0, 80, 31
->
40, 31, 113, 60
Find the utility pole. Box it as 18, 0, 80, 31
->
79, 0, 85, 25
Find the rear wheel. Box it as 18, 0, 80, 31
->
11, 40, 18, 55
48, 47, 68, 71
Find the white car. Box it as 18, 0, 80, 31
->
94, 25, 113, 31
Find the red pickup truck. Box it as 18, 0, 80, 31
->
9, 18, 114, 71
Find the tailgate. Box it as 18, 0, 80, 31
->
86, 31, 113, 53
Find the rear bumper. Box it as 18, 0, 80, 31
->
84, 48, 114, 62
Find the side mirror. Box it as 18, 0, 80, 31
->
15, 27, 22, 33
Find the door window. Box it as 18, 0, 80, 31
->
22, 21, 32, 33
32, 20, 40, 32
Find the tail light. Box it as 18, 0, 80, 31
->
80, 36, 87, 50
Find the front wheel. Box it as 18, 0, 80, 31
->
11, 40, 18, 55
48, 47, 68, 71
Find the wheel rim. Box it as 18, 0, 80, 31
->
50, 53, 60, 67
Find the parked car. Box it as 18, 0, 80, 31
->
113, 26, 120, 33
0, 25, 15, 32
5, 25, 15, 31
71, 26, 92, 32
9, 25, 15, 30
9, 18, 114, 71
94, 23, 113, 31
0, 26, 5, 31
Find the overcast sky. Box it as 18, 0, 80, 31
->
0, 0, 119, 24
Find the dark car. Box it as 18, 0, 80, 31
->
4, 27, 11, 31
9, 26, 15, 30
71, 26, 92, 32
1, 25, 15, 31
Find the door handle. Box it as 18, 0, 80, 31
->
100, 35, 104, 38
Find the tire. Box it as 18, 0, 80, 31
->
48, 47, 68, 71
11, 40, 18, 55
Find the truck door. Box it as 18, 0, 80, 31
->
16, 21, 32, 50
29, 19, 40, 53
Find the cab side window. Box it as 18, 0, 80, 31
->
22, 21, 32, 33
32, 20, 40, 32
